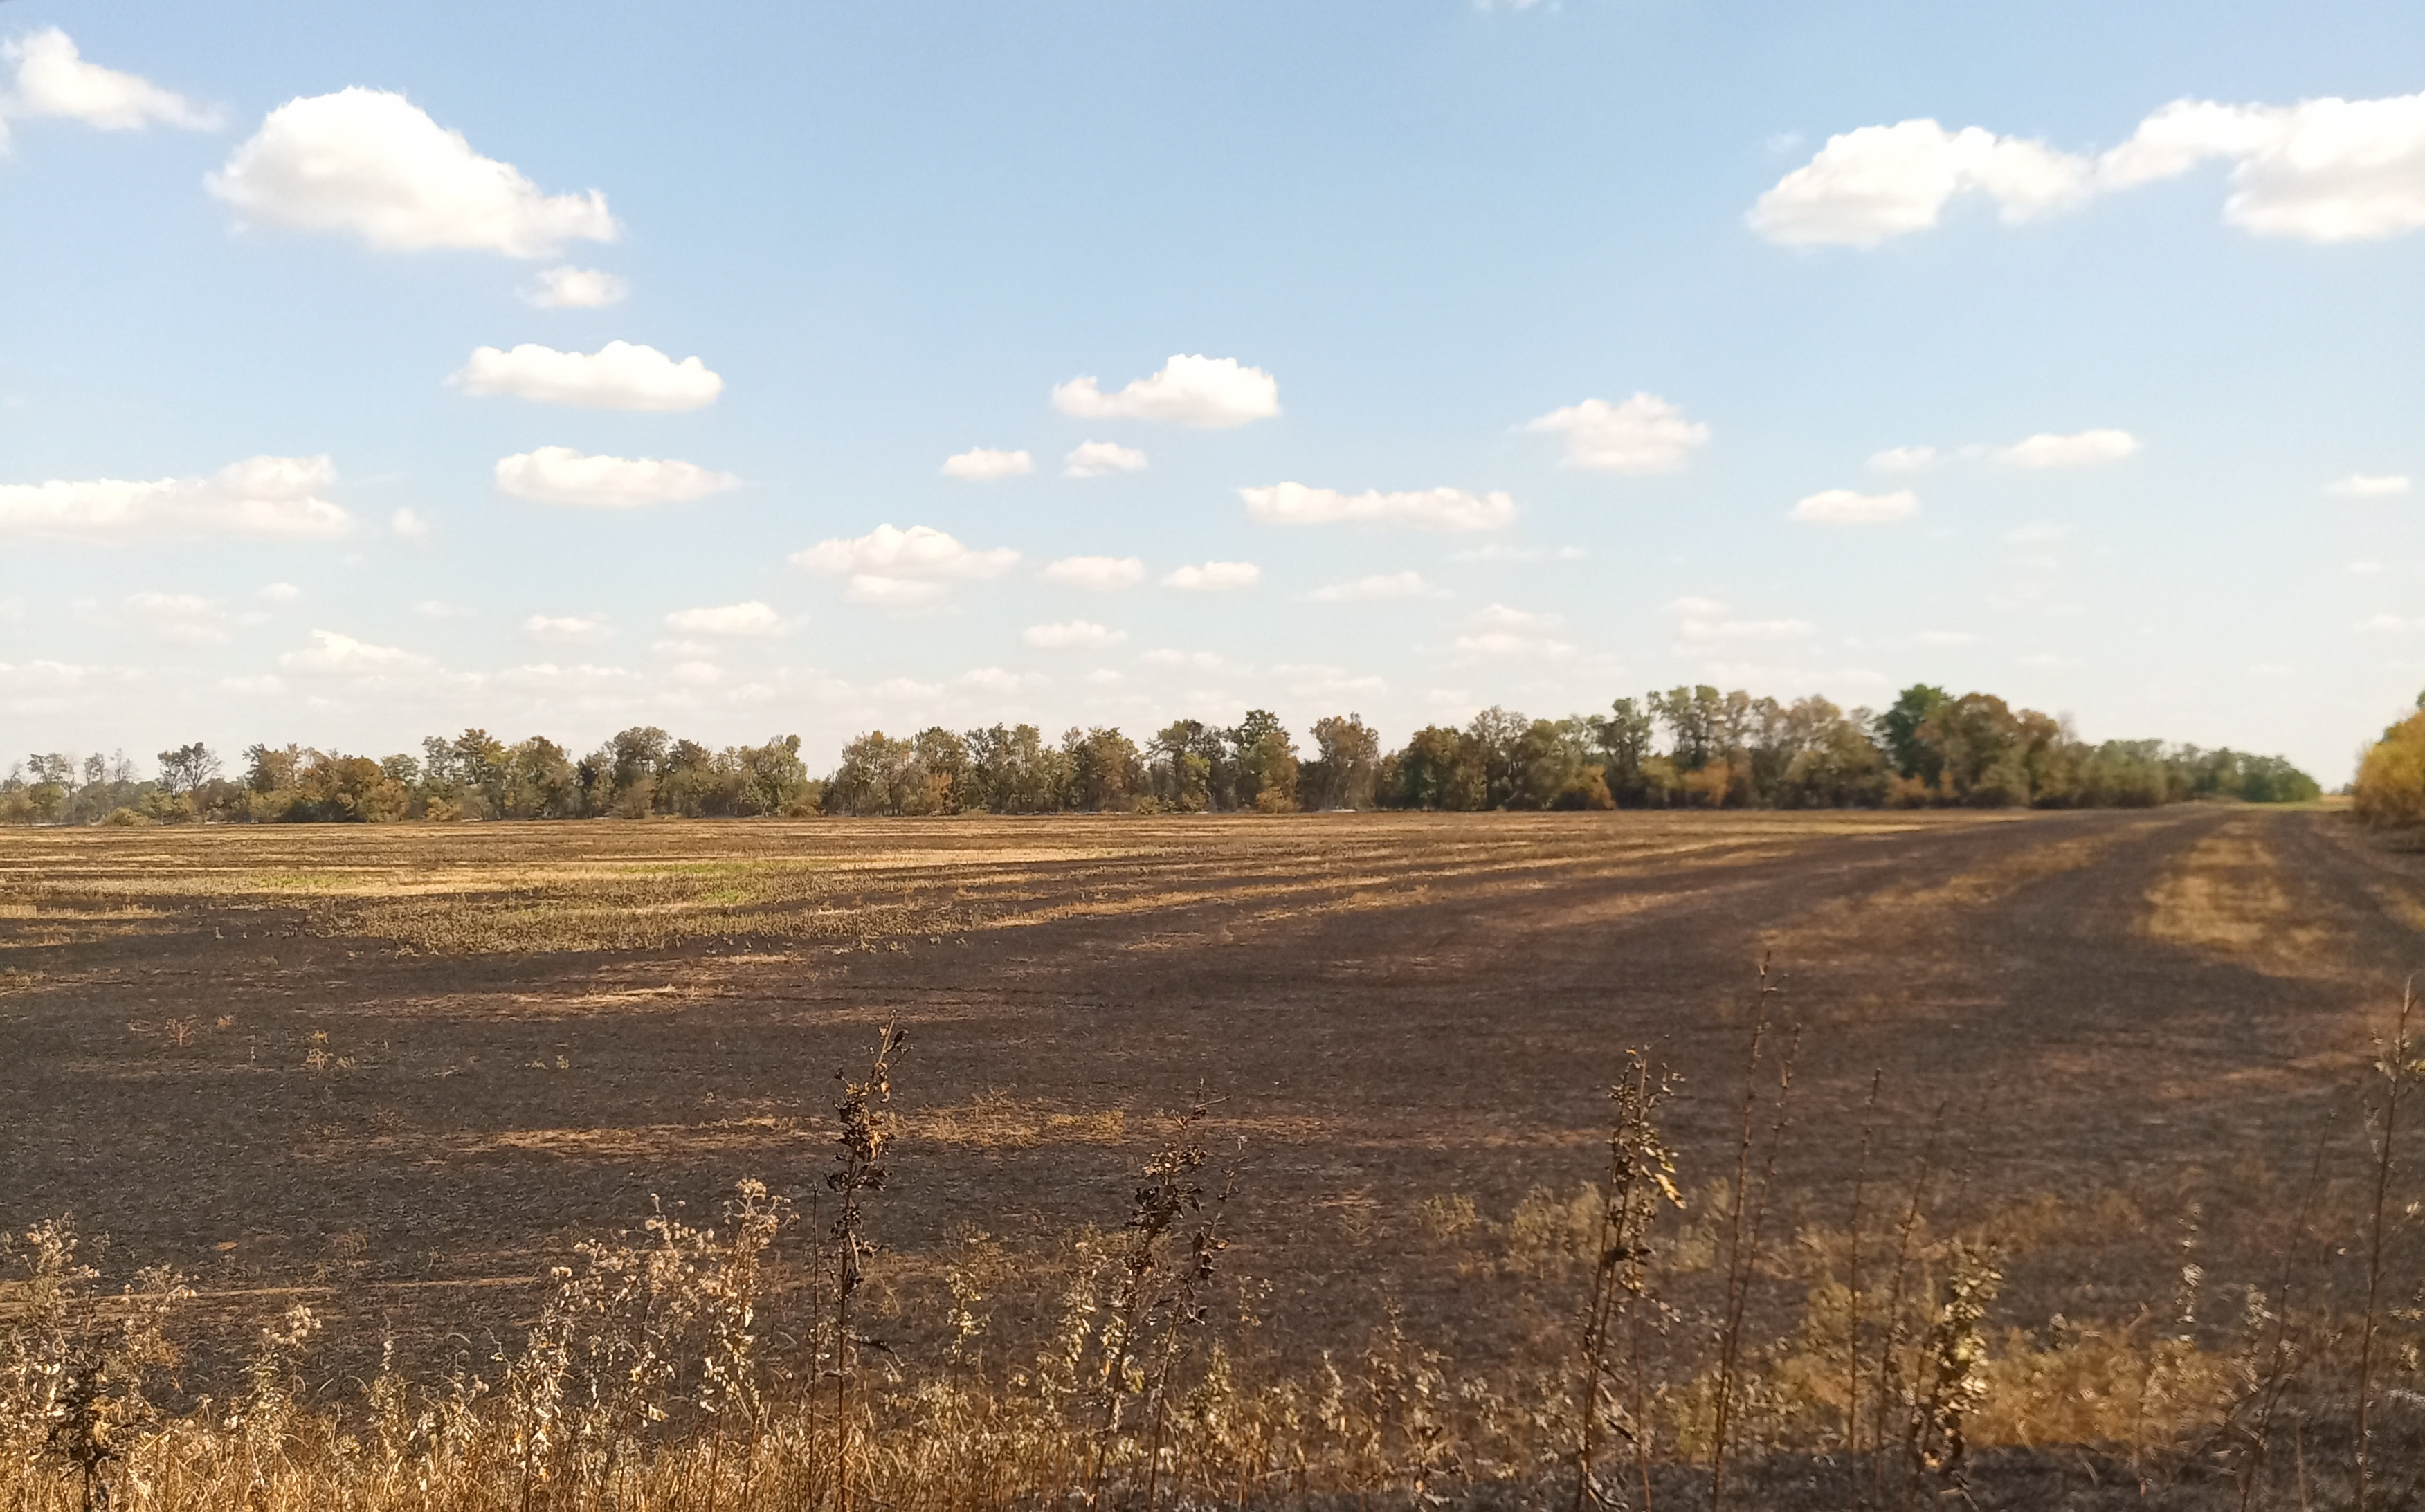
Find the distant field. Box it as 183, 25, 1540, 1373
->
4, 808, 2418, 1331
3, 808, 2424, 1504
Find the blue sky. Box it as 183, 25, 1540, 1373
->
3, 0, 2422, 781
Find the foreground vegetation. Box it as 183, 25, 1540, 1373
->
3, 681, 2318, 826
6, 977, 2421, 1511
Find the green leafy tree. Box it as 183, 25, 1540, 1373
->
1302, 714, 1382, 810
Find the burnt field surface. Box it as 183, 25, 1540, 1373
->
1, 805, 2420, 1373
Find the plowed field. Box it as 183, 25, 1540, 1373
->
2, 807, 2419, 1373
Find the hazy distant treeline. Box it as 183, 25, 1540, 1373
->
1, 682, 2320, 826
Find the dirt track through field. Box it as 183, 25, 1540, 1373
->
2, 808, 2422, 1365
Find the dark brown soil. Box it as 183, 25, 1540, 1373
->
2, 808, 2419, 1385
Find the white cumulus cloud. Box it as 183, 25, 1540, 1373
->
3, 27, 219, 136
495, 448, 738, 508
1051, 354, 1280, 428
390, 507, 431, 539
1751, 120, 2090, 247
1042, 555, 1145, 590
1792, 488, 1918, 524
1309, 572, 1445, 602
525, 614, 610, 643
207, 87, 617, 257
279, 629, 433, 675
1160, 561, 1261, 591
1525, 394, 1710, 472
842, 576, 950, 609
109, 592, 234, 644
1240, 482, 1514, 533
523, 266, 628, 308
1023, 620, 1127, 650
2329, 473, 2412, 498
1452, 605, 1574, 658
453, 341, 721, 410
941, 448, 1033, 480
1870, 446, 1938, 473
1995, 429, 2139, 468
1757, 89, 2425, 248
2100, 93, 2425, 242
1064, 440, 1150, 477
663, 601, 784, 637
0, 455, 349, 544
1669, 597, 1815, 642
791, 522, 1020, 581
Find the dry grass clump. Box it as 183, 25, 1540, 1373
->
8, 983, 2425, 1510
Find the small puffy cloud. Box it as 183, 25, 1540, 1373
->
4, 27, 219, 135
0, 455, 349, 544
523, 266, 628, 308
1752, 120, 2090, 246
453, 341, 721, 410
1064, 441, 1149, 477
2002, 521, 2074, 545
495, 447, 738, 508
525, 613, 610, 643
1870, 445, 1937, 473
844, 576, 951, 609
390, 507, 430, 539
1450, 630, 1573, 658
2350, 561, 2385, 576
1023, 619, 1127, 649
1669, 597, 1814, 642
1452, 543, 1588, 562
1470, 603, 1562, 631
279, 629, 433, 675
1161, 561, 1260, 591
1451, 603, 1572, 659
112, 592, 233, 644
1140, 648, 1246, 673
412, 599, 473, 619
207, 87, 617, 257
941, 447, 1033, 480
1758, 89, 2425, 248
1043, 555, 1145, 590
954, 666, 1045, 695
790, 523, 1019, 581
1275, 664, 1386, 700
1995, 429, 2138, 468
1241, 482, 1514, 533
1525, 394, 1710, 473
1792, 488, 1918, 524
2329, 473, 2412, 498
663, 601, 783, 637
1051, 354, 1279, 428
256, 582, 302, 603
1308, 571, 1444, 602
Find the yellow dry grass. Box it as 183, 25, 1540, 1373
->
1763, 823, 2150, 964
2140, 819, 2347, 976
0, 811, 1992, 956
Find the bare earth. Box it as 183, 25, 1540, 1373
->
2, 807, 2420, 1372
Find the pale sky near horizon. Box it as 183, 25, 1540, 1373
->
4, 1, 2423, 783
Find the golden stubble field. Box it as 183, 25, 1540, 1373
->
2, 806, 2422, 1405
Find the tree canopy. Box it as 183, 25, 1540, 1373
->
1, 683, 2322, 825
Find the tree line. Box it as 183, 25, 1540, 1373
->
1, 682, 2319, 826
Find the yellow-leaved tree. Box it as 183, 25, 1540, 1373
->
2355, 702, 2425, 828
